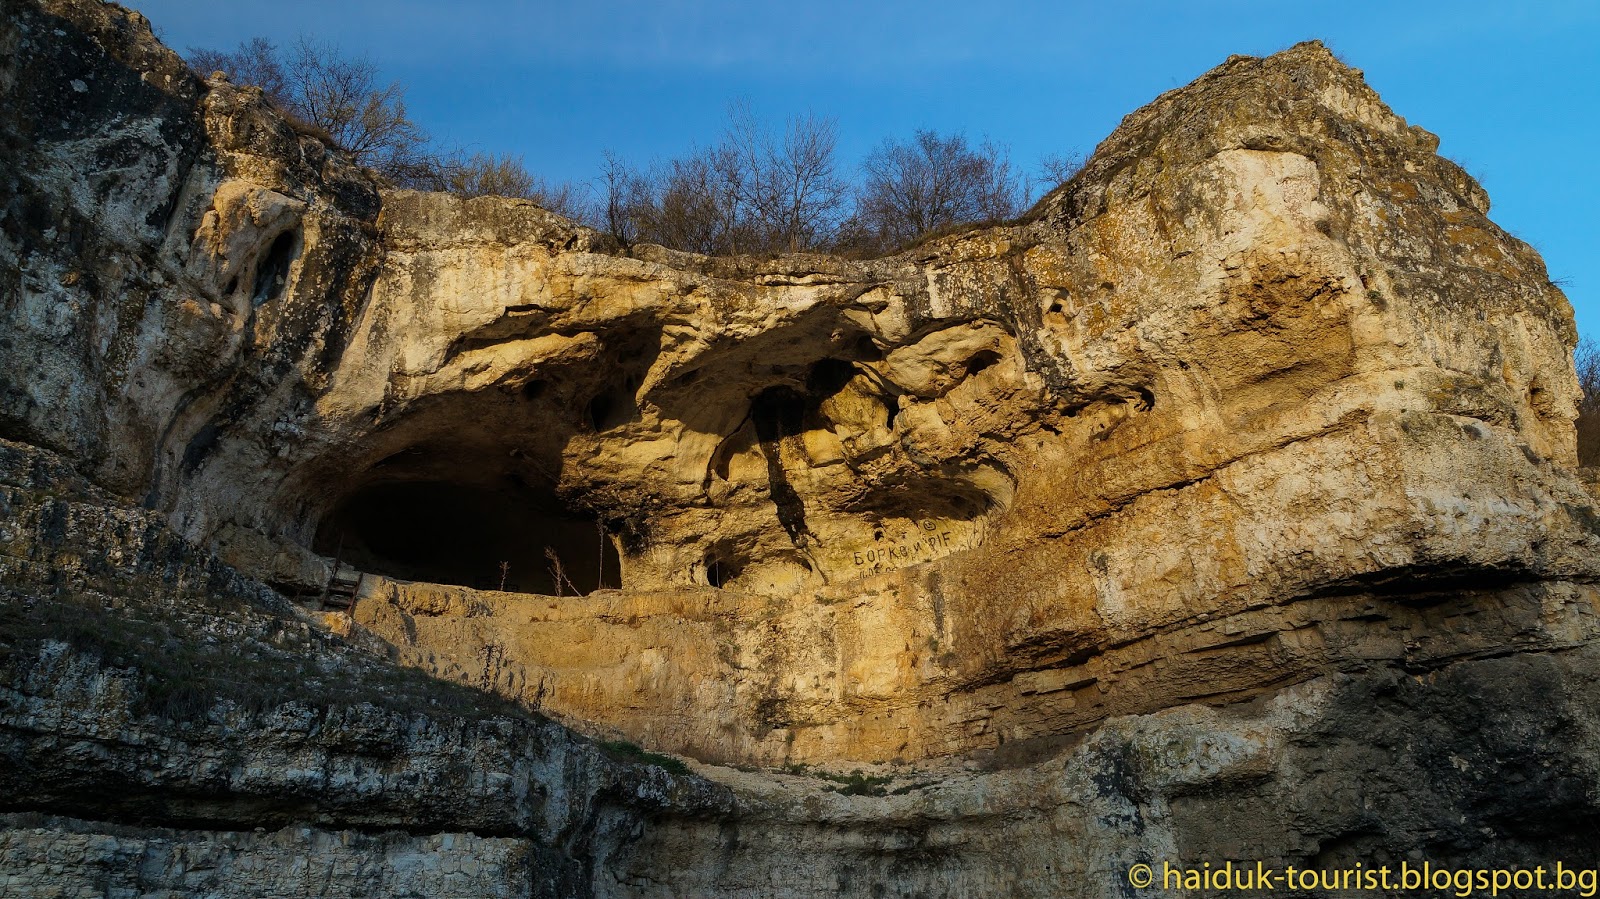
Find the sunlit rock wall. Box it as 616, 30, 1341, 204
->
5, 1, 1600, 895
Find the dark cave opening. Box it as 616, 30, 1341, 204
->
314, 480, 620, 595
751, 386, 808, 442
750, 385, 818, 548
705, 551, 739, 588
806, 357, 858, 397
252, 229, 298, 306
965, 350, 1002, 378
587, 392, 616, 431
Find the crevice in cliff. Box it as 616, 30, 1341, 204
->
251, 228, 299, 307
1303, 562, 1541, 603
0, 790, 532, 842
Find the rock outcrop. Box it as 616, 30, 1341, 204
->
4, 0, 1599, 895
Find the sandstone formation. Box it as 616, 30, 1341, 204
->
4, 0, 1600, 895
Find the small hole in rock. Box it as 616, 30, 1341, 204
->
965, 350, 1002, 378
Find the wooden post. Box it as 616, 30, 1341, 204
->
318, 533, 344, 611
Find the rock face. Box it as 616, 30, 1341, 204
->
4, 0, 1600, 895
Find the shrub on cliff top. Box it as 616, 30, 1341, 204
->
189, 37, 427, 181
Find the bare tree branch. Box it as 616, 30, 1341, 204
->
849, 130, 1025, 254
189, 37, 289, 104
187, 36, 427, 181
595, 150, 647, 247
1038, 151, 1086, 187
1576, 337, 1600, 467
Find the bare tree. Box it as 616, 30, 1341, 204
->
595, 150, 648, 247
1577, 337, 1600, 467
189, 37, 288, 103
724, 104, 849, 252
603, 106, 846, 256
188, 37, 427, 180
283, 38, 427, 176
1038, 151, 1086, 187
643, 149, 741, 255
851, 130, 1025, 253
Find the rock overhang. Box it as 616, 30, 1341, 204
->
2, 5, 1595, 770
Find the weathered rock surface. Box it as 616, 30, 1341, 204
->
4, 0, 1600, 895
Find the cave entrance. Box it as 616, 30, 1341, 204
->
314, 480, 620, 595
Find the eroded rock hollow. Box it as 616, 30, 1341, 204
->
4, 1, 1600, 896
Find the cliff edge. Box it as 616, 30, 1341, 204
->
4, 1, 1599, 895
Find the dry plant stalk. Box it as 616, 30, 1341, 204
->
544, 547, 577, 597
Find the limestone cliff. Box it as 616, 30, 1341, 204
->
4, 0, 1600, 896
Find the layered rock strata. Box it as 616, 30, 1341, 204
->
3, 0, 1599, 895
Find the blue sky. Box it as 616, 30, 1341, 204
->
132, 1, 1599, 338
